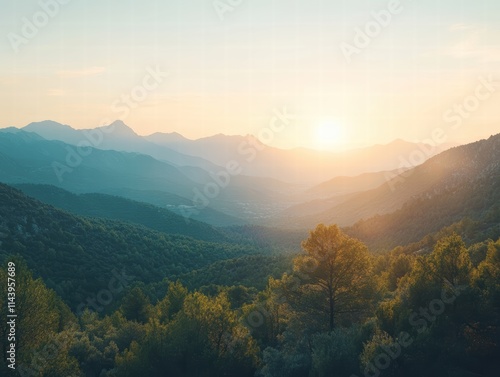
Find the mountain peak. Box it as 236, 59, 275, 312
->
21, 120, 78, 142
168, 131, 185, 138
24, 120, 74, 132
387, 138, 411, 146
199, 133, 247, 143
159, 131, 187, 140
100, 120, 137, 136
145, 131, 189, 145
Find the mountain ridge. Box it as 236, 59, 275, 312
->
10, 120, 452, 184
281, 134, 500, 243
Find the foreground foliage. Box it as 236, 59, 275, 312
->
1, 223, 499, 376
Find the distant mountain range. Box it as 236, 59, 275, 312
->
346, 134, 500, 249
305, 169, 404, 198
146, 131, 452, 184
0, 129, 282, 225
276, 133, 500, 250
1, 120, 498, 252
20, 120, 450, 184
23, 120, 220, 173
0, 120, 452, 224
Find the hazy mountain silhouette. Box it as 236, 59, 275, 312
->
19, 120, 452, 186
0, 130, 251, 225
280, 134, 500, 232
0, 121, 466, 228
306, 169, 405, 198
23, 120, 221, 174
147, 131, 452, 183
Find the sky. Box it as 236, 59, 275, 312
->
0, 0, 499, 150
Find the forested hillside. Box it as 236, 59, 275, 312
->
13, 183, 229, 243
346, 135, 500, 250
347, 173, 500, 250
0, 183, 263, 309
284, 134, 500, 229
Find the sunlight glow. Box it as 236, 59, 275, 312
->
315, 120, 346, 150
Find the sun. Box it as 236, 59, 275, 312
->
315, 120, 346, 150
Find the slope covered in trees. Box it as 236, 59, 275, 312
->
14, 183, 229, 243
0, 183, 263, 309
285, 133, 500, 229
347, 171, 500, 251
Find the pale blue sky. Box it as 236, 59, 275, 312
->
1, 0, 499, 149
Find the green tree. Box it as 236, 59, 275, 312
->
0, 258, 78, 375
120, 287, 152, 324
475, 238, 500, 308
387, 253, 413, 291
296, 224, 372, 330
155, 280, 188, 323
242, 277, 290, 347
430, 233, 472, 286
311, 323, 373, 377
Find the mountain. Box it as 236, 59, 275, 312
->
19, 120, 453, 187
13, 183, 229, 242
147, 131, 189, 143
23, 120, 221, 173
0, 129, 196, 196
347, 177, 500, 251
0, 182, 263, 309
0, 130, 303, 225
147, 132, 452, 184
13, 121, 454, 211
0, 130, 253, 225
276, 170, 401, 220
10, 122, 305, 221
345, 134, 500, 250
281, 134, 500, 245
24, 120, 83, 144
305, 169, 405, 198
0, 121, 461, 225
